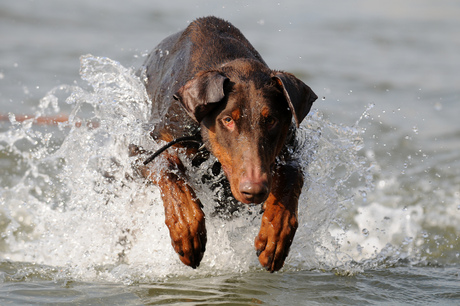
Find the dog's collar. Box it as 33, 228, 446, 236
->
143, 133, 202, 165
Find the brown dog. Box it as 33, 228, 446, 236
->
139, 16, 317, 272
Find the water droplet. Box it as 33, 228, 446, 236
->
412, 126, 418, 134
360, 190, 367, 202
402, 237, 413, 245
362, 228, 369, 236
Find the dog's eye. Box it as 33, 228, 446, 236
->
222, 116, 235, 129
265, 116, 278, 129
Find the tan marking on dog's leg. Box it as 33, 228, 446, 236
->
254, 161, 303, 272
142, 152, 206, 268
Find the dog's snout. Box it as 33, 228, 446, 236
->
239, 181, 269, 204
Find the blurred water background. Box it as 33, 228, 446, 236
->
1, 0, 459, 305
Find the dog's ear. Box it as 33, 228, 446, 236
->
174, 71, 229, 122
272, 72, 318, 127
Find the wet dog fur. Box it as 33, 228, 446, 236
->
139, 16, 317, 272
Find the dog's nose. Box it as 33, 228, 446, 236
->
239, 181, 269, 204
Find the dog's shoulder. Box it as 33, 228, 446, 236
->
184, 16, 266, 67
184, 16, 244, 42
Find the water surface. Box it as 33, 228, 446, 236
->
1, 0, 459, 305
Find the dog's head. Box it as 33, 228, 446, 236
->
174, 60, 317, 204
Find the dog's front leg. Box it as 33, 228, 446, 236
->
254, 160, 303, 272
142, 152, 206, 268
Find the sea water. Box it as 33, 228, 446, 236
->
1, 0, 459, 304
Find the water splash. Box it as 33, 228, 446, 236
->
1, 54, 446, 283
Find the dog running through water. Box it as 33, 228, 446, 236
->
139, 16, 317, 272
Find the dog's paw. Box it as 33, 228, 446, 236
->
164, 200, 207, 269
254, 205, 298, 272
